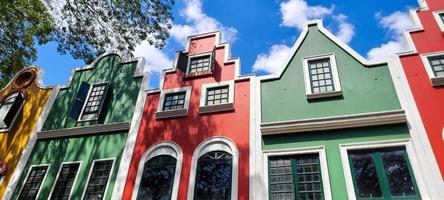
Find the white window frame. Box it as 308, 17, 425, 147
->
339, 139, 430, 200
155, 86, 192, 119
132, 141, 183, 200
199, 80, 235, 114
17, 164, 51, 199
420, 51, 444, 87
187, 136, 239, 200
0, 92, 25, 132
187, 52, 213, 74
78, 82, 109, 122
48, 161, 82, 200
302, 53, 342, 99
81, 158, 115, 200
432, 10, 444, 34
263, 146, 332, 200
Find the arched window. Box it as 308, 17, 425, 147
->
133, 142, 182, 200
188, 137, 239, 200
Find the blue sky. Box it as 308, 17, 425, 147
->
34, 0, 418, 88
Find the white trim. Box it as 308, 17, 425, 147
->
186, 52, 213, 74
420, 51, 444, 86
339, 139, 431, 200
262, 146, 332, 200
184, 32, 221, 53
155, 86, 192, 119
199, 80, 235, 114
2, 86, 59, 200
302, 53, 342, 99
260, 110, 406, 135
48, 161, 82, 199
187, 137, 239, 200
16, 164, 51, 199
249, 76, 263, 200
111, 71, 149, 200
416, 0, 429, 9
81, 158, 115, 200
131, 141, 183, 200
432, 10, 444, 34
257, 20, 386, 82
397, 9, 424, 56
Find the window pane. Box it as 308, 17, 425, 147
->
50, 163, 80, 200
206, 86, 230, 106
307, 58, 335, 94
81, 83, 108, 120
18, 166, 48, 200
428, 55, 444, 77
295, 154, 323, 200
381, 149, 417, 197
137, 155, 177, 200
163, 92, 186, 111
84, 160, 113, 200
194, 151, 232, 200
349, 151, 382, 198
189, 55, 211, 73
269, 158, 294, 200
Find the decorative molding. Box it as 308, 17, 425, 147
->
155, 109, 188, 119
420, 51, 444, 87
199, 103, 234, 114
37, 122, 130, 139
260, 110, 407, 135
306, 91, 342, 99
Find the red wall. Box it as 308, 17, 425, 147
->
123, 34, 250, 199
399, 0, 444, 178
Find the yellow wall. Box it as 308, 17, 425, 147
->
0, 67, 52, 197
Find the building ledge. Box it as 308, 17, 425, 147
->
199, 103, 234, 114
155, 109, 188, 119
431, 77, 444, 87
306, 90, 342, 100
261, 110, 407, 135
38, 122, 130, 139
182, 71, 213, 79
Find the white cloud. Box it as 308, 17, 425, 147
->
171, 0, 238, 43
134, 41, 173, 73
280, 0, 333, 30
367, 11, 414, 60
252, 44, 292, 74
333, 14, 355, 44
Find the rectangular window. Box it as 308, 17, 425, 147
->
440, 13, 444, 23
189, 55, 211, 73
348, 147, 419, 199
308, 58, 335, 94
0, 92, 24, 129
206, 86, 229, 106
18, 166, 49, 199
84, 160, 113, 200
80, 83, 109, 120
428, 55, 444, 77
162, 92, 186, 111
268, 154, 323, 200
50, 163, 80, 200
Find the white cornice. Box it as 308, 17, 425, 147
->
37, 122, 130, 139
260, 110, 407, 135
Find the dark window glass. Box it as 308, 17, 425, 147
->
69, 82, 90, 119
189, 55, 211, 73
0, 92, 24, 129
50, 163, 80, 200
81, 83, 108, 120
268, 154, 323, 200
18, 166, 48, 200
308, 58, 335, 93
206, 86, 229, 106
163, 92, 186, 111
137, 155, 177, 200
428, 55, 444, 77
84, 160, 113, 200
348, 147, 419, 199
194, 151, 232, 200
440, 13, 444, 23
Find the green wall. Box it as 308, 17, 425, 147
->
263, 124, 411, 200
261, 24, 401, 123
13, 54, 143, 199
12, 131, 127, 199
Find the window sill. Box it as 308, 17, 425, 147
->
183, 71, 213, 79
155, 109, 188, 119
431, 77, 444, 87
306, 90, 342, 100
199, 103, 234, 114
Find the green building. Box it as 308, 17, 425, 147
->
253, 21, 441, 200
8, 53, 147, 200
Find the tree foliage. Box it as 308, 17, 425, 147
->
0, 0, 174, 88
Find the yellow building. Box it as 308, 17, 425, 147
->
0, 67, 56, 197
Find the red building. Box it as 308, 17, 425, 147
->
398, 0, 444, 178
121, 32, 252, 200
